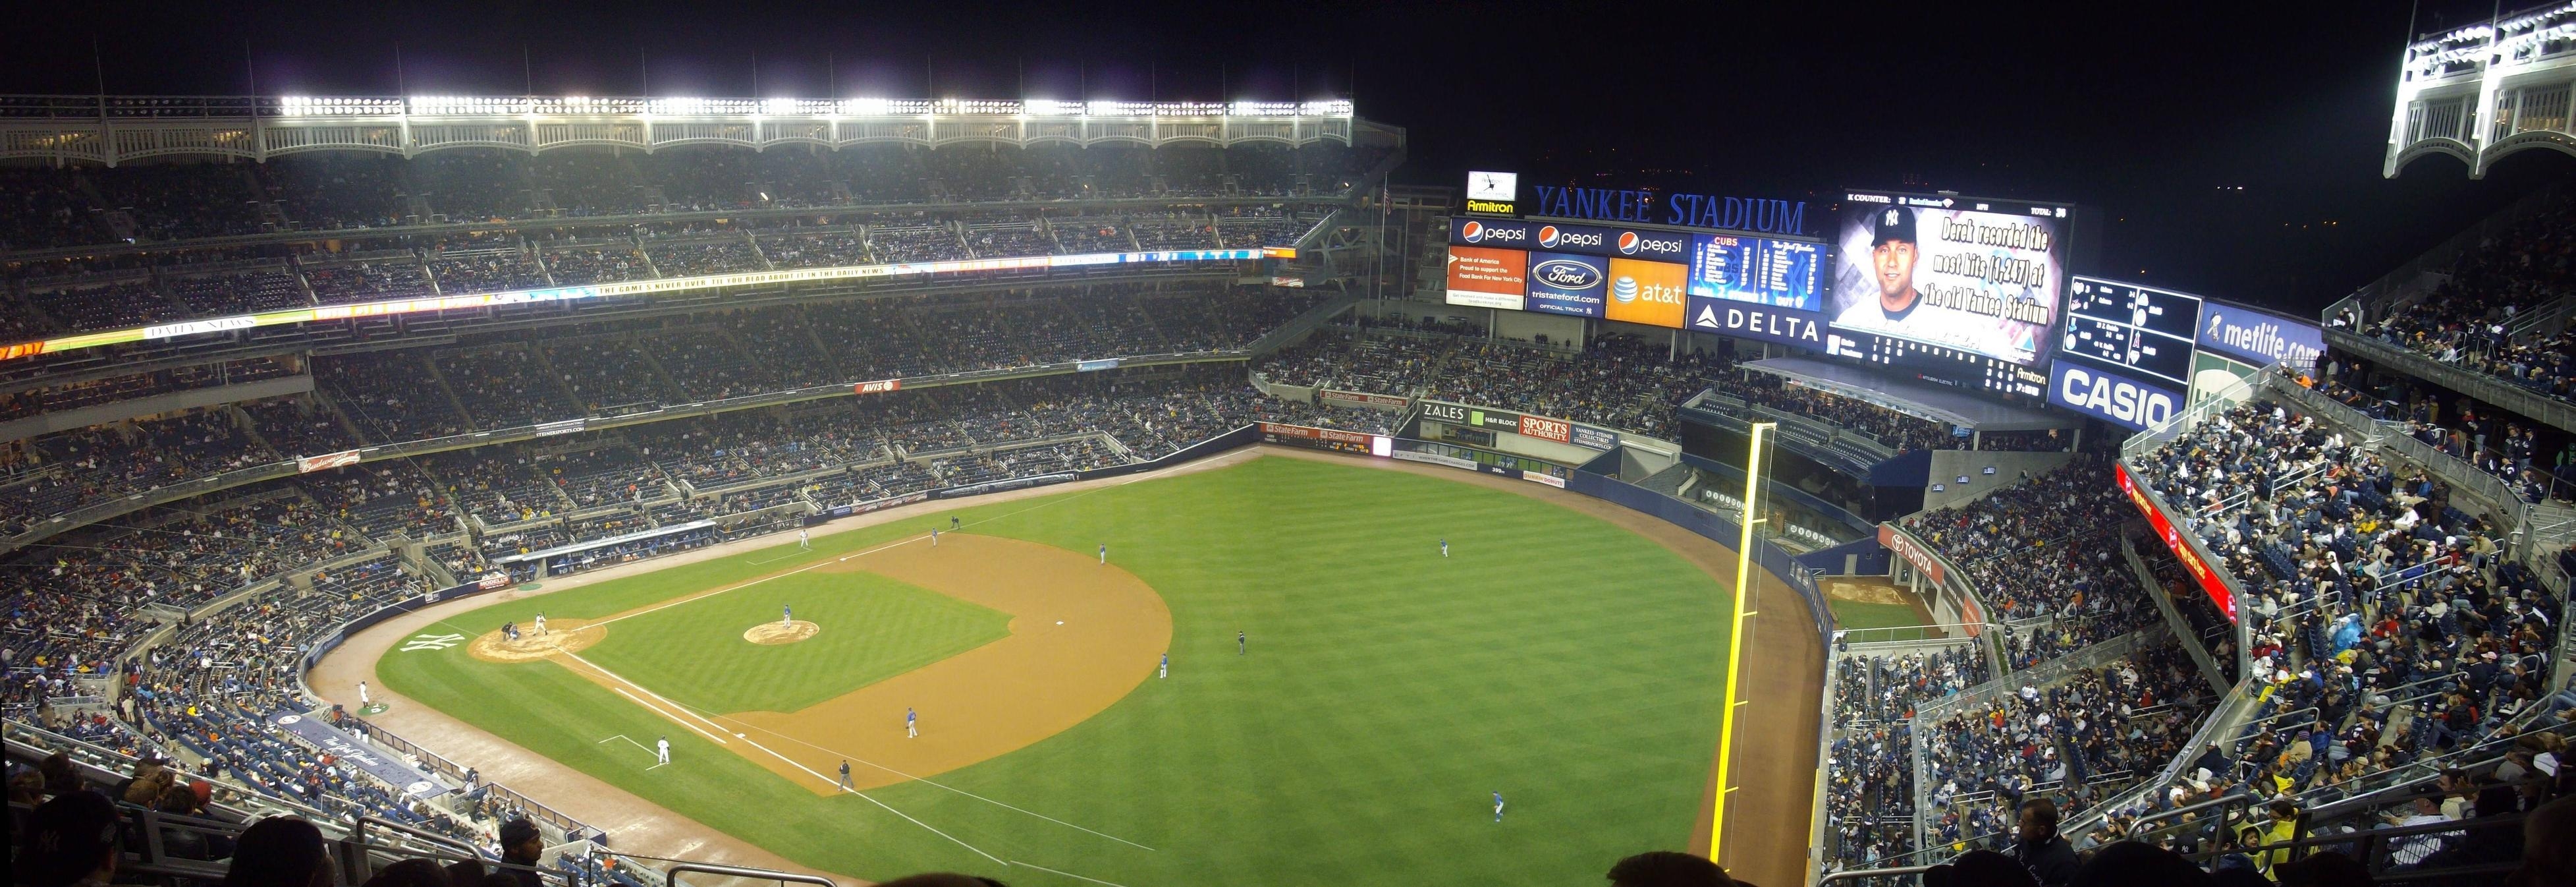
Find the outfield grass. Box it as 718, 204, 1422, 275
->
378, 457, 1730, 886
1830, 598, 1936, 643
580, 572, 1013, 714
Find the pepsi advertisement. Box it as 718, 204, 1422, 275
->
1450, 217, 1535, 248
1524, 252, 1608, 318
1504, 221, 1691, 262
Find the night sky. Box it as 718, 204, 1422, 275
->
5, 0, 2569, 315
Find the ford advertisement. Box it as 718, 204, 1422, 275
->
1523, 252, 1608, 318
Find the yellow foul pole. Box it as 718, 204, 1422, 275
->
1709, 421, 1771, 866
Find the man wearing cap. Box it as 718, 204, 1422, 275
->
498, 818, 545, 887
24, 790, 118, 887
1836, 206, 1999, 353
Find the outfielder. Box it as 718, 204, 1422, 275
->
1440, 538, 1449, 558
906, 707, 918, 738
1238, 631, 1246, 656
1494, 791, 1505, 822
656, 736, 671, 764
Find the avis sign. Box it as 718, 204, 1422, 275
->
2046, 363, 2179, 432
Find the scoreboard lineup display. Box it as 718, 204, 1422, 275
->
2045, 277, 2205, 430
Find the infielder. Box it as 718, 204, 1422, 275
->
798, 529, 811, 550
837, 760, 853, 791
656, 736, 671, 765
357, 681, 370, 708
534, 612, 547, 635
931, 529, 939, 546
1099, 543, 1107, 564
782, 604, 793, 627
950, 516, 960, 530
906, 707, 918, 738
1440, 538, 1449, 558
1494, 791, 1505, 822
1159, 652, 1168, 679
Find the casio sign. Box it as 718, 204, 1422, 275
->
1616, 229, 1687, 258
1531, 259, 1604, 289
2054, 366, 2176, 428
1535, 225, 1604, 250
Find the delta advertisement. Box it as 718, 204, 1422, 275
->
1829, 192, 2069, 367
2195, 299, 2324, 371
2116, 463, 2237, 620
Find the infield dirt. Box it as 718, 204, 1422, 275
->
546, 532, 1173, 793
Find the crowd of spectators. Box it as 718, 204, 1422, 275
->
1904, 457, 2163, 659
2120, 397, 2568, 837
2344, 188, 2576, 405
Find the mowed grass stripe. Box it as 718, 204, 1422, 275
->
579, 573, 1013, 714
383, 456, 1730, 886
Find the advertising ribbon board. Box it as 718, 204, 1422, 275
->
1877, 523, 1948, 587
2116, 463, 2235, 620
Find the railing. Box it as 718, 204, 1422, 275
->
2268, 369, 2533, 549
667, 861, 838, 887
2325, 328, 2576, 434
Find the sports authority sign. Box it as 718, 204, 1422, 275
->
1515, 413, 1573, 444
1877, 523, 1948, 587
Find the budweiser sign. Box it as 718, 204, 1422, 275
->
855, 379, 902, 394
297, 450, 362, 474
1876, 523, 1947, 587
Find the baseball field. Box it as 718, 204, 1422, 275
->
373, 454, 1755, 886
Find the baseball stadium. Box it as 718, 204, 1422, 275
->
8, 5, 2576, 887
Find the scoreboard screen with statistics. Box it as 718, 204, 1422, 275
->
2058, 277, 2201, 387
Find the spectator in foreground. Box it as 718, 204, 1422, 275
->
1604, 851, 1743, 887
2507, 795, 2576, 887
224, 816, 333, 887
1925, 849, 2034, 887
23, 789, 119, 887
2013, 798, 2079, 887
497, 818, 546, 887
2066, 842, 2214, 887
364, 859, 453, 887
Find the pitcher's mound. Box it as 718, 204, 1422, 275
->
470, 621, 605, 663
745, 620, 820, 645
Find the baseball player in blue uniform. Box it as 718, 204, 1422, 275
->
1440, 538, 1450, 558
1493, 791, 1505, 822
782, 604, 792, 627
906, 706, 918, 738
1099, 542, 1107, 564
1159, 652, 1168, 679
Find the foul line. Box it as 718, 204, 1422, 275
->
611, 687, 729, 745
595, 451, 1228, 627
1008, 861, 1134, 887
564, 650, 1002, 867
704, 711, 1157, 851
597, 734, 649, 752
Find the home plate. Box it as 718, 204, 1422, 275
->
735, 733, 746, 737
